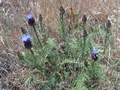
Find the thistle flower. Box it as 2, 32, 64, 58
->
39, 14, 43, 22
82, 14, 87, 24
10, 14, 14, 17
26, 13, 35, 26
59, 6, 65, 15
91, 49, 98, 61
22, 34, 32, 49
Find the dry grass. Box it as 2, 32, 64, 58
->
0, 0, 120, 90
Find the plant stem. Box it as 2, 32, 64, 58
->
30, 49, 36, 60
38, 21, 43, 37
60, 14, 73, 58
82, 24, 86, 61
40, 21, 43, 32
33, 26, 42, 47
60, 14, 65, 42
30, 49, 34, 55
104, 28, 109, 54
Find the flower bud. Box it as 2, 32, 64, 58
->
21, 27, 27, 34
39, 14, 43, 22
106, 20, 111, 29
82, 15, 87, 24
59, 6, 65, 15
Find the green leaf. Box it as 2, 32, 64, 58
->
92, 28, 99, 33
113, 59, 119, 65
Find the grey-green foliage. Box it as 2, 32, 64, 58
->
74, 73, 89, 90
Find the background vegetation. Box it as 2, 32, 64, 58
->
0, 0, 120, 90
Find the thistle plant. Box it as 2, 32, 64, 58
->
59, 6, 76, 58
59, 6, 68, 57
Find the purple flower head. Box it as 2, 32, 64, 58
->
26, 13, 33, 20
92, 49, 98, 55
91, 49, 98, 61
22, 34, 32, 49
10, 14, 14, 17
24, 39, 32, 49
22, 34, 31, 42
26, 13, 35, 26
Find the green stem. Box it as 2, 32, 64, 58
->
60, 14, 65, 42
38, 21, 43, 36
40, 21, 43, 32
30, 49, 34, 55
30, 49, 36, 64
104, 28, 109, 54
82, 24, 86, 61
33, 26, 42, 47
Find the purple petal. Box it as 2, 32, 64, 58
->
22, 34, 31, 42
26, 13, 33, 19
10, 14, 14, 17
92, 49, 98, 55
